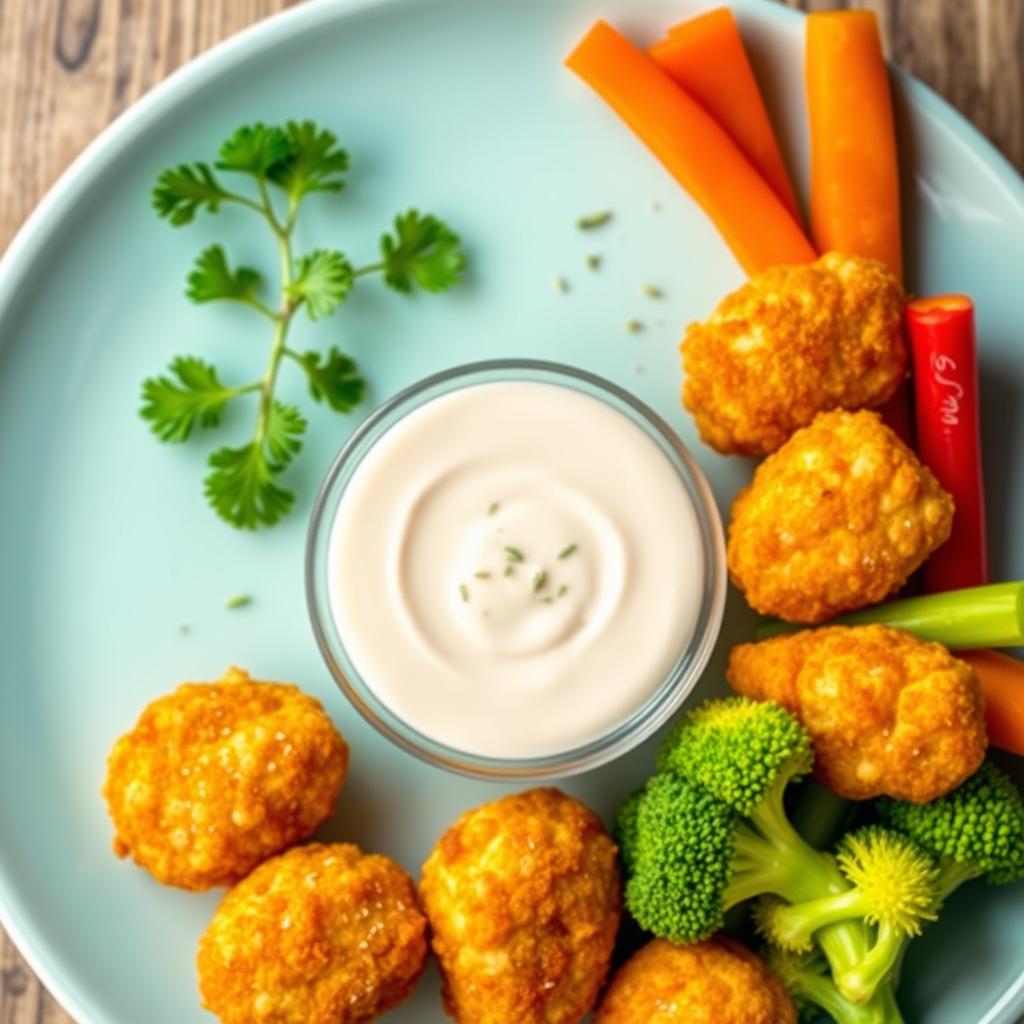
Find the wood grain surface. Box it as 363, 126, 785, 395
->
1, 0, 1022, 1020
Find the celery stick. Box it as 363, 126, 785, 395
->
755, 581, 1024, 649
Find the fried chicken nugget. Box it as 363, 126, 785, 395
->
104, 666, 348, 890
420, 788, 621, 1024
728, 625, 987, 802
682, 252, 906, 456
728, 410, 954, 623
595, 937, 797, 1024
198, 843, 428, 1024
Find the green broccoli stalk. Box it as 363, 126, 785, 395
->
619, 699, 869, 982
754, 828, 941, 1002
767, 947, 905, 1024
790, 777, 857, 851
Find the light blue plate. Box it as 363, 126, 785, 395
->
1, 0, 1021, 1021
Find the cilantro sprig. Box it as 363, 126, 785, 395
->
143, 120, 465, 529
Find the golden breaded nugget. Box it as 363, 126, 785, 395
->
728, 625, 987, 801
682, 252, 906, 455
595, 937, 797, 1024
728, 410, 953, 623
104, 666, 348, 890
420, 788, 621, 1024
198, 843, 427, 1024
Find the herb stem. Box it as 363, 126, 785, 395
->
257, 177, 286, 237
241, 295, 281, 321
255, 229, 296, 445
222, 191, 268, 217
352, 261, 386, 277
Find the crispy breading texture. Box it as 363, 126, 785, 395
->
681, 251, 907, 456
595, 937, 797, 1024
197, 843, 428, 1024
103, 666, 348, 890
419, 787, 621, 1024
728, 625, 987, 802
727, 409, 954, 623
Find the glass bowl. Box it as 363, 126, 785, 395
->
306, 359, 726, 780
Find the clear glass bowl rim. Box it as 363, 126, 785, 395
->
305, 359, 726, 781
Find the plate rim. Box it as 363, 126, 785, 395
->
1, 1, 1023, 1022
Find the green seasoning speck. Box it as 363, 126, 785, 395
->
474, 571, 491, 580
626, 319, 644, 334
504, 565, 515, 577
488, 501, 500, 516
642, 284, 664, 299
557, 584, 568, 598
178, 624, 191, 635
505, 546, 525, 563
586, 254, 602, 271
576, 210, 613, 230
225, 594, 252, 609
542, 596, 555, 604
558, 543, 578, 560
533, 570, 547, 593
459, 584, 470, 603
554, 276, 569, 293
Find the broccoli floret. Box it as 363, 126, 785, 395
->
879, 760, 1024, 892
658, 696, 813, 816
849, 761, 1024, 1000
755, 827, 941, 1002
618, 773, 737, 942
619, 700, 854, 950
767, 947, 906, 1024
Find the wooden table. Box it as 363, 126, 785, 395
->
1, 0, 1021, 1020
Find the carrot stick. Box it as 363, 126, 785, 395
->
907, 295, 988, 592
806, 11, 902, 279
567, 20, 817, 276
960, 650, 1024, 757
650, 9, 802, 223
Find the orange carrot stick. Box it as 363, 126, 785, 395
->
806, 11, 902, 279
567, 20, 816, 276
650, 8, 802, 223
961, 649, 1024, 757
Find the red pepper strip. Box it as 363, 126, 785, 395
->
907, 294, 988, 592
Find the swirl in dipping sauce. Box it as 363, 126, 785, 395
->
328, 381, 705, 757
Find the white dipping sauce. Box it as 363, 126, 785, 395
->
327, 381, 705, 758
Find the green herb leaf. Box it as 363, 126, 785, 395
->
186, 245, 263, 304
380, 210, 465, 293
225, 594, 252, 609
286, 250, 353, 319
267, 120, 349, 199
204, 442, 295, 530
505, 546, 525, 563
292, 347, 365, 413
152, 163, 231, 226
147, 122, 465, 531
215, 123, 291, 177
265, 402, 307, 465
140, 356, 241, 443
558, 543, 578, 560
576, 210, 612, 230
